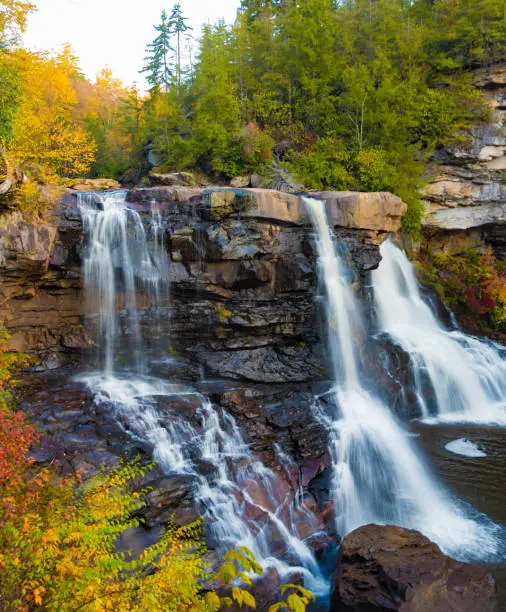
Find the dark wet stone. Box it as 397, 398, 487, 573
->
331, 524, 499, 612
62, 432, 106, 451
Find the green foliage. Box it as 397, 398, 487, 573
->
191, 23, 243, 178
141, 4, 192, 93
287, 138, 352, 191
0, 54, 21, 146
168, 3, 192, 89
139, 0, 499, 234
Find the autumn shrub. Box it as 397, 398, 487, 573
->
9, 180, 46, 220
421, 247, 506, 333
0, 324, 218, 611
9, 50, 96, 181
0, 450, 316, 611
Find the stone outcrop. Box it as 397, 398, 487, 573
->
422, 63, 506, 257
148, 172, 197, 187
332, 524, 498, 612
312, 191, 407, 233
127, 187, 405, 382
0, 186, 406, 376
66, 178, 121, 191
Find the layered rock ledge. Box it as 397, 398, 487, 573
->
0, 187, 406, 377
422, 63, 506, 257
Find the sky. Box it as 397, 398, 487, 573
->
23, 0, 240, 87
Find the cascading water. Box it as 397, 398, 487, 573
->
303, 196, 501, 561
372, 239, 506, 424
78, 191, 328, 598
79, 191, 162, 375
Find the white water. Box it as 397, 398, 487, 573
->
372, 240, 506, 424
78, 191, 328, 597
303, 196, 500, 561
79, 191, 163, 375
445, 438, 487, 458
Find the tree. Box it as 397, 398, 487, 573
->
0, 0, 34, 46
0, 53, 21, 146
168, 3, 192, 90
10, 50, 96, 180
191, 23, 242, 177
141, 9, 174, 93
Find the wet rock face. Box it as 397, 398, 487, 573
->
215, 387, 330, 462
332, 524, 498, 612
422, 63, 506, 258
0, 187, 406, 378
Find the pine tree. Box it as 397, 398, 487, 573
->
141, 9, 174, 92
168, 3, 192, 90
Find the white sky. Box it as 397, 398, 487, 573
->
23, 0, 240, 87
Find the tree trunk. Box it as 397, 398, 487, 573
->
0, 151, 24, 196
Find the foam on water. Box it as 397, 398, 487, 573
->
445, 438, 487, 458
78, 371, 329, 596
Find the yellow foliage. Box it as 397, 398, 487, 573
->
10, 50, 96, 179
0, 0, 34, 39
0, 458, 215, 611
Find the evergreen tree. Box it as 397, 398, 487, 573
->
141, 9, 174, 92
192, 23, 242, 177
139, 0, 505, 232
168, 3, 192, 90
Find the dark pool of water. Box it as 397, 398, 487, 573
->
414, 422, 506, 608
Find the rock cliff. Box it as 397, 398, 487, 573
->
422, 63, 506, 257
0, 187, 406, 380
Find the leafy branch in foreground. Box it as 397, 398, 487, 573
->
0, 324, 316, 611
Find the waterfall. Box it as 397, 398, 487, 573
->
303, 196, 500, 561
372, 239, 506, 423
78, 191, 328, 598
79, 191, 163, 375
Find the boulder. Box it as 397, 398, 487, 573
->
203, 188, 303, 224
127, 185, 202, 205
332, 524, 498, 612
144, 475, 198, 511
250, 173, 265, 188
67, 178, 121, 191
230, 175, 251, 188
473, 63, 506, 88
148, 172, 197, 187
312, 191, 408, 232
